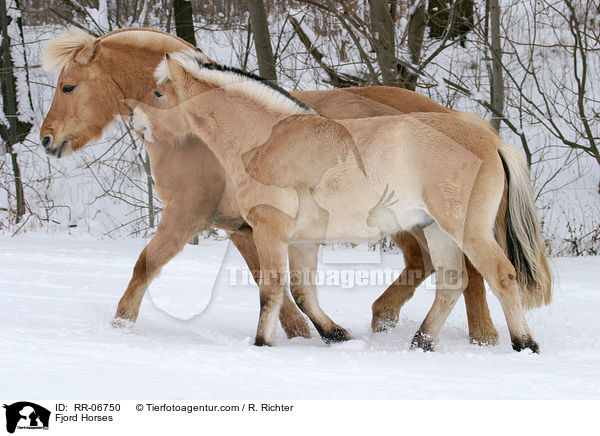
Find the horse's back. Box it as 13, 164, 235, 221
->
292, 86, 452, 120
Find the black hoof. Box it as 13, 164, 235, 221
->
321, 326, 353, 344
253, 336, 273, 347
410, 330, 434, 352
372, 316, 398, 333
511, 336, 539, 353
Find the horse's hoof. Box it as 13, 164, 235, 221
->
511, 336, 539, 353
371, 304, 399, 333
321, 326, 353, 344
410, 330, 434, 352
281, 317, 311, 340
469, 320, 499, 346
111, 316, 135, 329
371, 315, 398, 333
469, 331, 499, 346
253, 336, 273, 347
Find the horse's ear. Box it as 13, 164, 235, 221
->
73, 40, 101, 66
165, 57, 187, 86
194, 48, 214, 64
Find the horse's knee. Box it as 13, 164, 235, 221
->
491, 261, 519, 297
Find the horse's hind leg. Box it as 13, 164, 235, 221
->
410, 224, 467, 351
464, 259, 498, 345
462, 182, 510, 346
462, 234, 538, 352
288, 243, 352, 343
371, 230, 434, 332
113, 207, 203, 325
252, 228, 289, 347
229, 226, 311, 339
371, 230, 498, 345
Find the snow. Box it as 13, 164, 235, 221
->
1, 234, 599, 399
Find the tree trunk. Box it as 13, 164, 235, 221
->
0, 0, 30, 223
173, 0, 199, 243
369, 0, 400, 87
173, 0, 196, 46
404, 0, 427, 90
489, 0, 504, 132
143, 151, 154, 229
246, 0, 277, 82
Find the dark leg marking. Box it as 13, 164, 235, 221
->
253, 336, 272, 347
320, 326, 353, 344
410, 330, 435, 352
511, 335, 539, 353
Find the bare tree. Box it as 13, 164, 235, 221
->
404, 0, 427, 90
246, 0, 277, 82
488, 0, 504, 132
369, 0, 400, 86
428, 0, 474, 43
0, 0, 32, 223
173, 0, 196, 45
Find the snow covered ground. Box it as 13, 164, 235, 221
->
1, 233, 599, 399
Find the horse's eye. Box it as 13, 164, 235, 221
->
62, 85, 76, 93
154, 90, 163, 98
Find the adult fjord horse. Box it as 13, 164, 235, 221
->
39, 27, 538, 345
132, 51, 550, 351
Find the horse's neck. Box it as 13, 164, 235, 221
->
208, 96, 284, 175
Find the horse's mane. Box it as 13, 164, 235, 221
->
155, 51, 315, 116
42, 27, 209, 76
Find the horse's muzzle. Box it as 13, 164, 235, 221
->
41, 134, 68, 158
41, 134, 53, 149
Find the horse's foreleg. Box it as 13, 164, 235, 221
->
288, 243, 352, 343
410, 224, 467, 351
228, 226, 311, 339
463, 259, 499, 345
371, 231, 434, 332
113, 207, 205, 325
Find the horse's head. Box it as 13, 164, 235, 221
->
39, 29, 125, 157
40, 28, 203, 157
131, 50, 214, 144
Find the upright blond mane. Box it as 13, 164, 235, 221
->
155, 51, 315, 116
42, 27, 212, 77
41, 28, 95, 76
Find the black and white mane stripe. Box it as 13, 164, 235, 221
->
197, 62, 313, 113
155, 50, 316, 116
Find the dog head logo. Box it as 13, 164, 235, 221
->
3, 402, 50, 433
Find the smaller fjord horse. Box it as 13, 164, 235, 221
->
132, 51, 550, 352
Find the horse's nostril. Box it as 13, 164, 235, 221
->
41, 134, 53, 148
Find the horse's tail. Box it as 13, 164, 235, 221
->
496, 141, 552, 309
